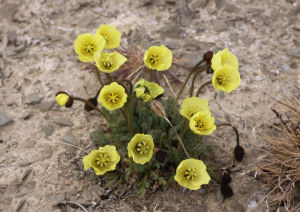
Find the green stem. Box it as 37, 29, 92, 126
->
94, 69, 104, 87
124, 97, 134, 135
195, 80, 212, 96
189, 64, 208, 96
72, 96, 109, 122
150, 69, 153, 81
216, 123, 240, 146
177, 119, 189, 152
176, 60, 204, 101
106, 73, 113, 83
164, 118, 190, 158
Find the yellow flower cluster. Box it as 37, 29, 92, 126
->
211, 48, 241, 93
73, 25, 127, 73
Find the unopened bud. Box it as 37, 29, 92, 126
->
56, 92, 73, 107
150, 100, 167, 119
234, 145, 245, 161
84, 97, 98, 111
203, 51, 213, 65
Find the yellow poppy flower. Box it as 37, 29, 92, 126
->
83, 145, 120, 175
174, 158, 210, 190
189, 111, 216, 135
94, 52, 127, 73
180, 97, 209, 120
143, 45, 172, 71
97, 82, 127, 111
56, 93, 69, 106
133, 79, 164, 102
127, 134, 154, 165
212, 64, 241, 93
96, 25, 121, 49
211, 48, 238, 72
74, 33, 106, 62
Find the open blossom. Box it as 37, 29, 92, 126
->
83, 145, 120, 175
96, 25, 121, 49
127, 134, 154, 165
212, 64, 241, 93
74, 33, 105, 62
94, 52, 127, 73
189, 111, 216, 135
143, 45, 172, 71
134, 79, 164, 102
174, 158, 210, 190
180, 97, 209, 120
211, 48, 241, 93
211, 48, 238, 72
97, 82, 127, 111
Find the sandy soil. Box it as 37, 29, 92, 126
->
0, 0, 299, 211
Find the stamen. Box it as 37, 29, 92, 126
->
195, 120, 206, 130
95, 153, 109, 168
184, 168, 196, 180
84, 43, 95, 54
108, 93, 119, 104
149, 54, 159, 65
216, 74, 228, 86
135, 141, 149, 155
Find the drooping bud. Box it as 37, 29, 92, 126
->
220, 184, 233, 198
155, 150, 166, 163
234, 145, 245, 161
84, 97, 98, 111
203, 51, 213, 65
150, 100, 167, 119
221, 172, 232, 185
56, 92, 73, 107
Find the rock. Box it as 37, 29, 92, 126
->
230, 201, 244, 212
259, 53, 272, 59
165, 0, 176, 4
287, 47, 300, 58
38, 100, 55, 111
241, 36, 255, 47
7, 30, 17, 45
26, 93, 43, 105
43, 58, 61, 72
229, 33, 239, 42
40, 145, 52, 160
212, 20, 227, 32
52, 193, 66, 205
62, 132, 78, 145
0, 3, 18, 21
194, 205, 207, 212
23, 139, 36, 148
215, 0, 226, 9
77, 14, 92, 27
216, 189, 224, 204
122, 203, 136, 212
165, 38, 181, 49
261, 15, 271, 25
5, 44, 26, 56
54, 117, 74, 126
160, 24, 183, 39
42, 125, 55, 137
0, 112, 13, 126
19, 161, 33, 167
225, 3, 239, 13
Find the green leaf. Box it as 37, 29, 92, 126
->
90, 130, 110, 146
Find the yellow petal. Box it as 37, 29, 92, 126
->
97, 82, 127, 111
94, 52, 127, 73
133, 79, 164, 102
211, 48, 238, 72
180, 97, 209, 120
56, 94, 69, 106
96, 25, 121, 49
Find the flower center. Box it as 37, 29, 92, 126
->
149, 54, 159, 65
102, 57, 113, 69
84, 43, 95, 54
184, 168, 196, 181
189, 111, 196, 118
216, 74, 229, 86
108, 93, 119, 104
95, 153, 109, 167
135, 141, 149, 155
195, 120, 206, 130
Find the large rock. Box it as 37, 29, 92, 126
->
26, 93, 43, 105
0, 112, 13, 126
62, 132, 78, 145
54, 117, 74, 126
287, 47, 300, 58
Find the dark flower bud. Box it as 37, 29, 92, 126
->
155, 150, 166, 163
56, 91, 73, 108
234, 145, 245, 161
84, 97, 98, 111
221, 184, 233, 198
203, 51, 213, 65
221, 172, 232, 185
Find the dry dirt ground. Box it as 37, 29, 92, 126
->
0, 0, 300, 211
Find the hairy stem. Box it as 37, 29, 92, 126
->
176, 60, 204, 101
94, 69, 104, 87
195, 80, 212, 97
216, 123, 240, 146
106, 73, 113, 83
189, 64, 208, 96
